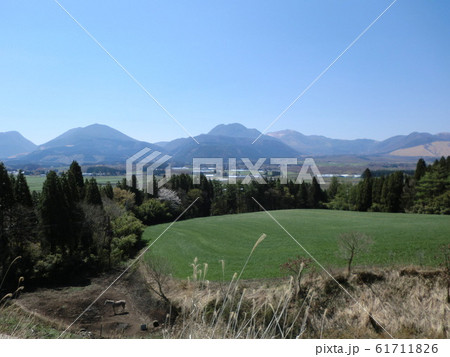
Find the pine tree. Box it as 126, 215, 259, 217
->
39, 171, 70, 253
14, 170, 33, 207
102, 182, 114, 200
296, 181, 309, 208
414, 158, 427, 181
309, 177, 324, 208
372, 176, 385, 206
69, 161, 84, 190
85, 177, 103, 206
383, 171, 404, 212
0, 163, 14, 210
0, 163, 15, 275
356, 168, 372, 211
327, 176, 340, 200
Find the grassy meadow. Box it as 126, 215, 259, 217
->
143, 209, 450, 280
25, 175, 124, 191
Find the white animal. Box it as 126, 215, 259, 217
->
104, 299, 126, 314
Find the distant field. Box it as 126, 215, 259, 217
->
25, 175, 124, 191
143, 209, 450, 280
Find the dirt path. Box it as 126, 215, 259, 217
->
16, 270, 166, 338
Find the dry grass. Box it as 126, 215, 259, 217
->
148, 264, 449, 339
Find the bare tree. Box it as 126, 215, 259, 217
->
144, 254, 173, 305
280, 255, 312, 298
337, 232, 373, 278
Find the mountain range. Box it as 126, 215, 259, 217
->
1, 123, 449, 167
266, 129, 450, 156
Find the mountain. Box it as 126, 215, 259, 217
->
161, 123, 298, 164
9, 124, 162, 166
268, 130, 450, 157
389, 141, 450, 157
0, 131, 37, 159
207, 123, 261, 139
267, 130, 377, 155
3, 123, 449, 167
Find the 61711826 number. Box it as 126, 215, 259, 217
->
375, 344, 439, 354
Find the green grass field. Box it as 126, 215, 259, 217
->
25, 175, 124, 191
143, 209, 450, 280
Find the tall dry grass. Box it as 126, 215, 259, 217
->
147, 259, 449, 339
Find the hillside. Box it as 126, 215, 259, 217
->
0, 131, 37, 159
144, 209, 450, 280
390, 141, 450, 157
268, 129, 450, 157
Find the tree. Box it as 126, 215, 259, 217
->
382, 171, 404, 212
110, 213, 144, 261
102, 182, 114, 200
337, 232, 373, 278
39, 171, 70, 253
414, 158, 427, 181
157, 188, 181, 212
0, 163, 15, 276
327, 176, 340, 200
308, 177, 324, 208
13, 171, 32, 207
144, 254, 173, 305
280, 255, 312, 298
69, 161, 84, 192
136, 199, 171, 225
85, 178, 103, 206
296, 181, 309, 208
356, 169, 372, 211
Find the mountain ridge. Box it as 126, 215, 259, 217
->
0, 131, 37, 159
4, 124, 161, 166
1, 123, 449, 166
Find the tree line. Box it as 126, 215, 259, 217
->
0, 161, 144, 289
328, 156, 450, 214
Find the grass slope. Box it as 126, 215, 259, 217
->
143, 209, 450, 280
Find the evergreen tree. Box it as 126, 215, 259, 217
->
85, 178, 103, 206
198, 174, 212, 216
0, 163, 15, 275
414, 158, 427, 181
383, 171, 404, 212
371, 176, 384, 206
327, 176, 340, 200
102, 182, 114, 200
356, 168, 372, 211
296, 181, 309, 208
14, 170, 33, 207
69, 161, 84, 192
39, 171, 70, 253
308, 177, 324, 208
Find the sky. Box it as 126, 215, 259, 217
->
0, 0, 449, 145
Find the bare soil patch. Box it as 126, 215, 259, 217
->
16, 268, 167, 338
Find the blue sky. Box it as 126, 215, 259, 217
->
0, 0, 449, 145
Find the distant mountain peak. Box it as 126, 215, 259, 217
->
38, 123, 138, 149
6, 124, 161, 165
0, 131, 37, 159
208, 123, 261, 139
